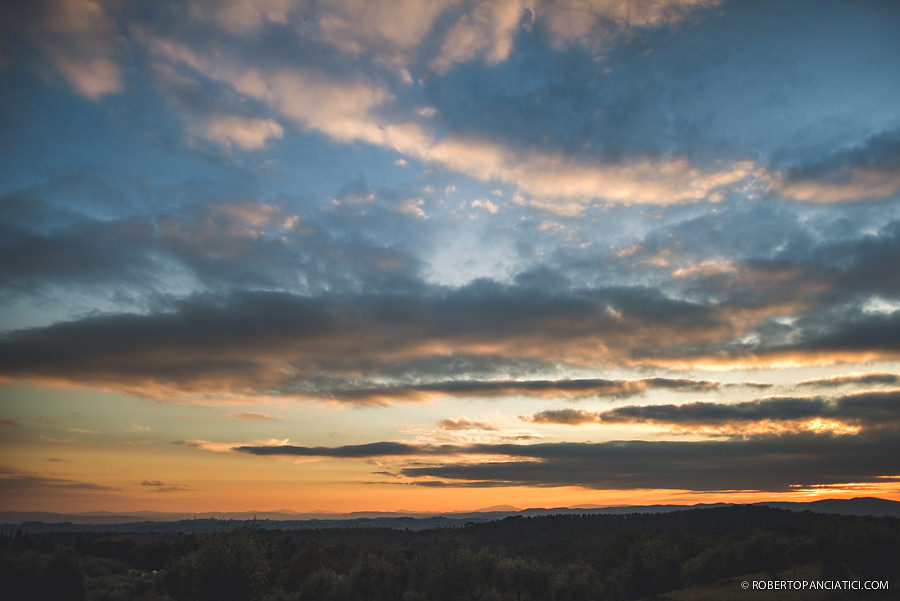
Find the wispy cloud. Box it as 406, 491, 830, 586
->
0, 467, 119, 495
437, 418, 497, 431
226, 411, 280, 420
174, 438, 290, 454
797, 373, 900, 389
141, 479, 189, 492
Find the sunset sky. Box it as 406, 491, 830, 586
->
2, 0, 900, 515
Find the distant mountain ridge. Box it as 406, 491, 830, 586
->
2, 497, 898, 529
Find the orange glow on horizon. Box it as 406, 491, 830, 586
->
3, 468, 899, 515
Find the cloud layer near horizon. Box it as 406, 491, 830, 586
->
232, 429, 900, 493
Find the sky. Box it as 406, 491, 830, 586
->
1, 0, 900, 515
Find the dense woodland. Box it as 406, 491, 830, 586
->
2, 506, 898, 601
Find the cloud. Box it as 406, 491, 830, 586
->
396, 433, 900, 492
184, 0, 718, 72
173, 439, 238, 454
141, 25, 764, 212
142, 30, 399, 149
535, 0, 722, 52
156, 3, 892, 215
527, 408, 598, 425
797, 373, 900, 389
326, 377, 718, 404
13, 0, 896, 219
437, 418, 497, 431
433, 0, 526, 72
428, 139, 760, 214
237, 441, 430, 458
395, 198, 428, 219
0, 283, 749, 401
141, 479, 188, 492
4, 2, 900, 412
0, 193, 423, 310
24, 0, 124, 99
777, 168, 900, 203
525, 390, 900, 435
147, 58, 286, 152
312, 0, 455, 64
233, 431, 900, 493
189, 0, 299, 35
774, 129, 900, 203
331, 177, 376, 207
174, 437, 289, 454
0, 194, 165, 299
0, 418, 20, 428
202, 115, 284, 150
0, 467, 119, 496
4, 202, 900, 399
672, 260, 737, 279
631, 264, 900, 369
227, 411, 279, 420
470, 199, 499, 214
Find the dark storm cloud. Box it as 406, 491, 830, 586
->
526, 390, 900, 430
234, 431, 900, 493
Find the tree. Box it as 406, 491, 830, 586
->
167, 527, 268, 601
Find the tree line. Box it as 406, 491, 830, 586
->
1, 506, 898, 601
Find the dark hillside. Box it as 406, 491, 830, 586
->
2, 506, 898, 601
